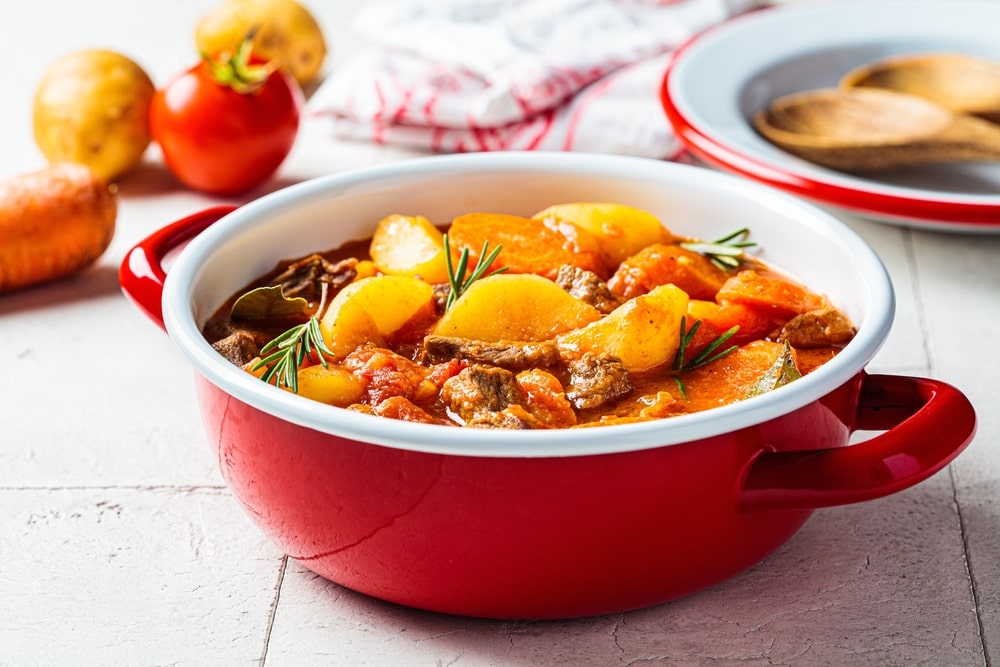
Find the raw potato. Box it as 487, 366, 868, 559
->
369, 214, 449, 283
557, 284, 689, 372
195, 0, 328, 87
433, 274, 602, 342
533, 202, 671, 268
0, 163, 116, 293
33, 50, 155, 182
320, 276, 435, 356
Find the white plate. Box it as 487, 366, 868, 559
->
661, 0, 1000, 232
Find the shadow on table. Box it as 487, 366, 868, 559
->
0, 264, 122, 318
113, 161, 308, 202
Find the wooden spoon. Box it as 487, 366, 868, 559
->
753, 87, 1000, 172
842, 52, 1000, 124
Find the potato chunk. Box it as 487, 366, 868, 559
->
533, 202, 671, 268
432, 274, 602, 342
369, 214, 450, 283
557, 284, 689, 372
295, 365, 365, 406
320, 275, 435, 357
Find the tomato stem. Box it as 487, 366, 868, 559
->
201, 30, 277, 95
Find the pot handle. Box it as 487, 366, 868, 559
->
739, 373, 976, 512
119, 206, 237, 330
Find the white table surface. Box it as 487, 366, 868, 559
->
2, 1, 998, 665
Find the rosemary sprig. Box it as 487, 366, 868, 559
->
680, 227, 756, 271
443, 234, 508, 310
672, 316, 740, 399
252, 284, 333, 393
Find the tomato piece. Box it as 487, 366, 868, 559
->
516, 369, 578, 429
341, 346, 434, 406
149, 43, 302, 196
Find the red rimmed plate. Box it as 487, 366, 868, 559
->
661, 0, 1000, 232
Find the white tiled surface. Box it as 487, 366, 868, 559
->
2, 2, 998, 665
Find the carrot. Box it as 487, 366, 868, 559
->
446, 212, 606, 280
607, 243, 729, 300
686, 299, 780, 348
715, 270, 827, 319
0, 163, 116, 293
678, 340, 792, 410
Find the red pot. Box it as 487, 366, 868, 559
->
120, 153, 975, 619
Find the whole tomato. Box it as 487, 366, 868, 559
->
150, 41, 302, 196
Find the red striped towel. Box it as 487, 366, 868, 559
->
308, 0, 765, 158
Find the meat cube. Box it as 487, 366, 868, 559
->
465, 404, 540, 429
422, 335, 560, 369
441, 365, 525, 426
565, 353, 633, 410
272, 254, 358, 302
211, 331, 262, 367
555, 265, 622, 314
778, 307, 856, 348
371, 396, 451, 425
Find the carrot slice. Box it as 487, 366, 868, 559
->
447, 212, 606, 280
679, 340, 794, 409
686, 299, 780, 348
715, 270, 827, 319
607, 243, 729, 300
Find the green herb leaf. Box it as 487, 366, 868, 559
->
231, 285, 309, 321
672, 316, 740, 400
443, 234, 508, 310
251, 282, 334, 394
680, 227, 756, 271
744, 340, 802, 398
252, 316, 334, 393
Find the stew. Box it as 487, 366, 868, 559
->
202, 203, 856, 429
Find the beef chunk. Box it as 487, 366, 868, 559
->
210, 331, 262, 367
555, 264, 622, 314
778, 307, 856, 348
441, 365, 526, 427
271, 254, 358, 302
465, 404, 540, 429
431, 283, 452, 315
422, 335, 561, 369
371, 396, 452, 425
565, 352, 633, 410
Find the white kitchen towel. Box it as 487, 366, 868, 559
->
308, 0, 766, 158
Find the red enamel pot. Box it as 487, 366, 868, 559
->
120, 152, 976, 619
